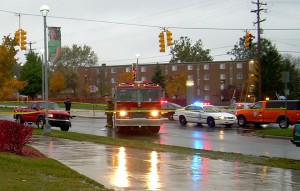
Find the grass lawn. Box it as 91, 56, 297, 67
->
0, 152, 113, 191
255, 128, 293, 137
0, 101, 106, 110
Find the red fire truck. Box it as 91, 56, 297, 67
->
113, 81, 162, 133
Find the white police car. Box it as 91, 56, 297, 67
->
173, 102, 237, 127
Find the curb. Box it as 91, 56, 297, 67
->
256, 134, 292, 140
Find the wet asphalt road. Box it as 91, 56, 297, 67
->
67, 116, 300, 160
1, 113, 300, 190
30, 135, 300, 191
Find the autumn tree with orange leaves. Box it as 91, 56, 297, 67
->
165, 73, 187, 98
0, 35, 27, 101
50, 70, 66, 95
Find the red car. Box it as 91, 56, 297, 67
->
13, 101, 71, 131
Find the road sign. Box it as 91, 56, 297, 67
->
90, 85, 98, 93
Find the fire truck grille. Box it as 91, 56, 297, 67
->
131, 112, 148, 118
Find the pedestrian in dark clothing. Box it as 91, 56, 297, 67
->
105, 99, 114, 128
64, 98, 72, 114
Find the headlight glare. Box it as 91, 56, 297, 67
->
119, 110, 128, 117
151, 110, 159, 117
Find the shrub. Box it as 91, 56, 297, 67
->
0, 120, 33, 154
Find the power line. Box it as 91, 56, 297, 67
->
1, 9, 300, 31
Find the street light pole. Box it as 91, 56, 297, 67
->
135, 54, 140, 81
40, 49, 45, 100
40, 5, 50, 134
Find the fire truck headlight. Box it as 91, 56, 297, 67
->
48, 114, 54, 118
119, 110, 128, 117
150, 110, 159, 117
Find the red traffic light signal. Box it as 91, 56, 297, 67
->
132, 69, 136, 80
245, 32, 253, 48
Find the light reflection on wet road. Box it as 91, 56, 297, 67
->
31, 136, 300, 191
68, 117, 300, 160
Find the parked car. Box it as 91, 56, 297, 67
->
161, 101, 183, 120
225, 102, 254, 114
173, 103, 237, 127
13, 101, 72, 131
291, 124, 300, 147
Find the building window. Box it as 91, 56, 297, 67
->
111, 78, 116, 83
172, 65, 177, 71
188, 65, 193, 70
204, 84, 210, 90
126, 67, 131, 73
220, 74, 226, 80
237, 63, 243, 69
141, 66, 146, 72
141, 76, 146, 81
204, 74, 209, 80
111, 68, 116, 73
220, 63, 225, 69
204, 95, 210, 101
197, 89, 200, 96
220, 83, 225, 90
237, 73, 243, 79
204, 64, 209, 70
188, 75, 193, 80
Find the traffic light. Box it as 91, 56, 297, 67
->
20, 29, 27, 50
132, 63, 136, 80
14, 29, 21, 46
245, 32, 253, 48
166, 30, 173, 46
132, 69, 136, 80
159, 32, 165, 52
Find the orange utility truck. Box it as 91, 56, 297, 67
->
236, 100, 300, 129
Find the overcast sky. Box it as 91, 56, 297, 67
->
1, 0, 300, 65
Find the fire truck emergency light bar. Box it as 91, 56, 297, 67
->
118, 81, 159, 87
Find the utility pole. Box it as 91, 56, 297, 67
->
251, 0, 266, 101
27, 41, 36, 52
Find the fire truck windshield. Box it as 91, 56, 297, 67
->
116, 89, 160, 102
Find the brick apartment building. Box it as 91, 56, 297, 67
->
77, 60, 252, 105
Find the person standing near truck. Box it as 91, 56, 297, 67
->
105, 98, 114, 128
64, 98, 72, 114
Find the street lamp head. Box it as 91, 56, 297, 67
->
136, 54, 140, 59
40, 5, 50, 16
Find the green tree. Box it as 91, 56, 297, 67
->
57, 44, 98, 68
227, 38, 298, 100
0, 35, 27, 101
227, 36, 256, 60
19, 52, 42, 99
170, 36, 213, 63
281, 54, 299, 99
151, 63, 165, 89
55, 44, 98, 96
260, 40, 283, 99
